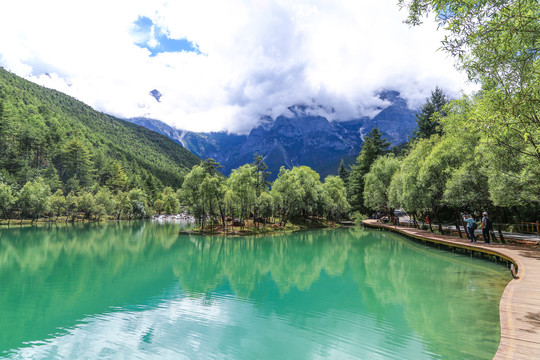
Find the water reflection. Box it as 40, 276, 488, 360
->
0, 223, 510, 359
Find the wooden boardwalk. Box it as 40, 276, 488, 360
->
363, 219, 540, 360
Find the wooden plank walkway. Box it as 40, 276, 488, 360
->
363, 219, 540, 360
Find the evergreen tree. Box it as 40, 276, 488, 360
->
411, 87, 448, 140
400, 0, 540, 164
100, 160, 128, 192
60, 138, 94, 189
202, 158, 223, 175
252, 154, 270, 197
338, 159, 349, 184
348, 127, 390, 213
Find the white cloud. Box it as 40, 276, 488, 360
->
0, 0, 473, 134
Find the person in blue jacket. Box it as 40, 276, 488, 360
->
463, 214, 477, 243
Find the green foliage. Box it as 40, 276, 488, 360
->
411, 86, 448, 140
0, 182, 17, 220
60, 138, 94, 189
388, 137, 437, 215
257, 191, 274, 222
228, 164, 257, 222
271, 166, 326, 224
0, 67, 199, 199
17, 178, 51, 221
100, 160, 129, 193
94, 187, 115, 217
366, 91, 539, 227
364, 155, 401, 212
252, 154, 270, 197
127, 189, 150, 220
321, 175, 349, 221
65, 192, 79, 221
180, 165, 207, 223
338, 159, 349, 184
179, 159, 350, 231
180, 161, 227, 228
49, 189, 66, 219
399, 0, 540, 163
348, 127, 390, 213
78, 192, 98, 220
161, 187, 180, 214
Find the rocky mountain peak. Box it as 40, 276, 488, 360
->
128, 89, 418, 179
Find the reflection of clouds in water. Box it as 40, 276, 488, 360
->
0, 226, 509, 359
8, 288, 427, 360
11, 291, 230, 359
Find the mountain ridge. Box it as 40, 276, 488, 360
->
127, 90, 418, 179
0, 67, 200, 192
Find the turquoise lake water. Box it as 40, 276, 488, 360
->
0, 222, 511, 359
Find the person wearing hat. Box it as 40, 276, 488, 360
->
481, 211, 491, 244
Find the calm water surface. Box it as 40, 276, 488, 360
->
0, 222, 511, 359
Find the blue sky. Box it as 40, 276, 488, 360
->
131, 16, 201, 57
0, 0, 473, 133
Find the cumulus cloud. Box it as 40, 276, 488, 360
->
0, 0, 472, 133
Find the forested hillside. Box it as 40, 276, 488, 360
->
0, 67, 200, 220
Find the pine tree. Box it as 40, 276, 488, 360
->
252, 153, 270, 197
60, 138, 94, 190
348, 127, 390, 213
412, 87, 448, 140
338, 159, 349, 184
202, 158, 223, 175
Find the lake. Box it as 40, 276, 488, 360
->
0, 221, 511, 359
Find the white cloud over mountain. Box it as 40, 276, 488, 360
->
0, 0, 472, 133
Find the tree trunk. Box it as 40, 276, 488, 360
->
454, 209, 462, 238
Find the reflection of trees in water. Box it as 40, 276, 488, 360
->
173, 228, 365, 298
175, 228, 510, 358
0, 224, 511, 358
0, 222, 184, 353
351, 232, 511, 359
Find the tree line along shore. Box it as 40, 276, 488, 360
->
1, 87, 538, 235
0, 155, 349, 235
1, 0, 539, 233
1, 84, 538, 235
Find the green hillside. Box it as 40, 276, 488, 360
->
0, 67, 200, 198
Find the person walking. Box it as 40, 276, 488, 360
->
481, 212, 491, 244
463, 214, 477, 243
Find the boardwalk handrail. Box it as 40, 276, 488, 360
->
363, 219, 519, 274
521, 221, 540, 235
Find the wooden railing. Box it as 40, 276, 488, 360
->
521, 221, 540, 235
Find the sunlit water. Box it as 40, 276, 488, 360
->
0, 222, 511, 359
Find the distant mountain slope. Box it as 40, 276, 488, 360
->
0, 67, 200, 190
128, 90, 417, 180
127, 117, 247, 161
